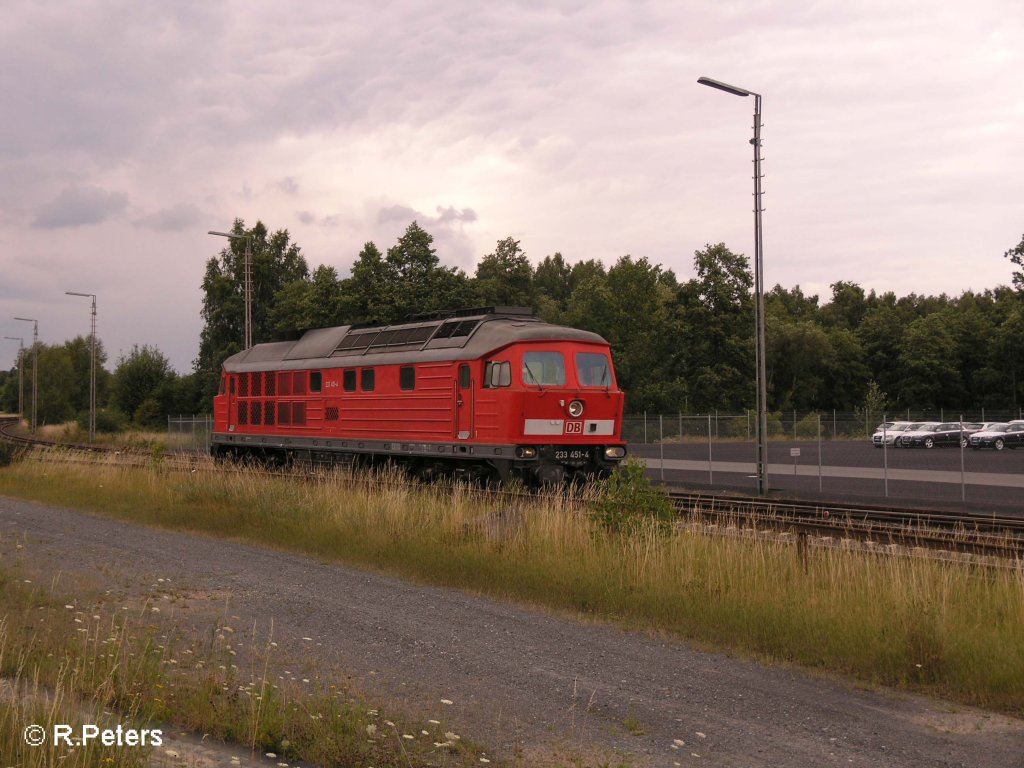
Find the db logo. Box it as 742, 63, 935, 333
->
564, 421, 583, 435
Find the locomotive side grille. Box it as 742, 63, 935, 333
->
325, 406, 339, 421
278, 372, 292, 396
266, 373, 276, 396
251, 400, 262, 425
238, 372, 249, 397
238, 402, 249, 425
264, 401, 275, 426
293, 371, 306, 395
252, 372, 262, 397
293, 402, 306, 425
278, 403, 291, 426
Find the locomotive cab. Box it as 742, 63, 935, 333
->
481, 341, 627, 483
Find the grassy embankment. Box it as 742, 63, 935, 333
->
1, 451, 1022, 717
0, 563, 491, 767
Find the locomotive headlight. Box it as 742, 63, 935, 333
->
604, 446, 626, 459
568, 400, 584, 418
516, 446, 538, 459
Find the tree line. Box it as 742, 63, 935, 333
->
3, 221, 1023, 427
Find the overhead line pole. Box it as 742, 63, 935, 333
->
697, 76, 769, 496
13, 317, 38, 431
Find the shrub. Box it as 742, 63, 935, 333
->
0, 442, 21, 467
589, 458, 676, 533
84, 408, 128, 434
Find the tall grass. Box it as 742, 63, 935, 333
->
2, 452, 1023, 714
0, 566, 487, 767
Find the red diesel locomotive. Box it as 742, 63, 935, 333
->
211, 307, 627, 483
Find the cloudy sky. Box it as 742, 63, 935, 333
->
2, 0, 1022, 373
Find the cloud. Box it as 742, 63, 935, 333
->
374, 203, 479, 271
277, 177, 300, 196
377, 204, 477, 227
134, 203, 202, 231
32, 185, 128, 229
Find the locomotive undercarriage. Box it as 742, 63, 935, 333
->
210, 435, 623, 486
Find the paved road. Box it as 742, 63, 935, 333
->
632, 440, 1024, 513
2, 495, 1022, 767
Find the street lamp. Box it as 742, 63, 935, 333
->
208, 230, 254, 350
697, 75, 768, 495
13, 317, 39, 432
65, 291, 97, 442
3, 337, 24, 418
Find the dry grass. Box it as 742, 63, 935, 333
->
2, 452, 1023, 716
0, 565, 490, 767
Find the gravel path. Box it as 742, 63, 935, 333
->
2, 494, 1022, 767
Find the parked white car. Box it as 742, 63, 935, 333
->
885, 421, 940, 448
871, 421, 921, 447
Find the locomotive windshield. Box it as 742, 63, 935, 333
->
522, 351, 566, 386
576, 352, 612, 387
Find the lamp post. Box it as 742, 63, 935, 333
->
13, 317, 38, 432
65, 292, 97, 442
3, 337, 24, 418
208, 230, 254, 350
697, 76, 768, 495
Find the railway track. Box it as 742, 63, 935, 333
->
3, 415, 1023, 559
667, 489, 1024, 560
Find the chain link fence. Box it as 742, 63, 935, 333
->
624, 408, 1024, 445
167, 414, 213, 453
624, 410, 1024, 512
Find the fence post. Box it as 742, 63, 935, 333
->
643, 411, 647, 444
707, 413, 713, 485
882, 411, 889, 498
818, 414, 822, 493
959, 413, 966, 504
659, 414, 664, 482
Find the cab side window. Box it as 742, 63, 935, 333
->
484, 361, 511, 388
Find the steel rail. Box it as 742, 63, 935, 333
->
666, 489, 1024, 559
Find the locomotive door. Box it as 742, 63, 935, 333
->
456, 364, 473, 439
227, 375, 237, 431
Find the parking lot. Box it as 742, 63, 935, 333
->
630, 437, 1024, 514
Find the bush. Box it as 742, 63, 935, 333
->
0, 442, 22, 467
589, 459, 676, 533
133, 398, 165, 429
91, 408, 127, 434
795, 412, 822, 438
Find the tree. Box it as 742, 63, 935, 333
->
270, 265, 349, 335
564, 256, 683, 411
195, 219, 309, 404
678, 243, 754, 410
766, 320, 833, 410
384, 221, 470, 321
473, 237, 534, 307
1004, 232, 1024, 292
820, 281, 868, 330
63, 335, 111, 415
896, 312, 964, 408
35, 345, 76, 425
112, 345, 177, 425
344, 241, 394, 324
